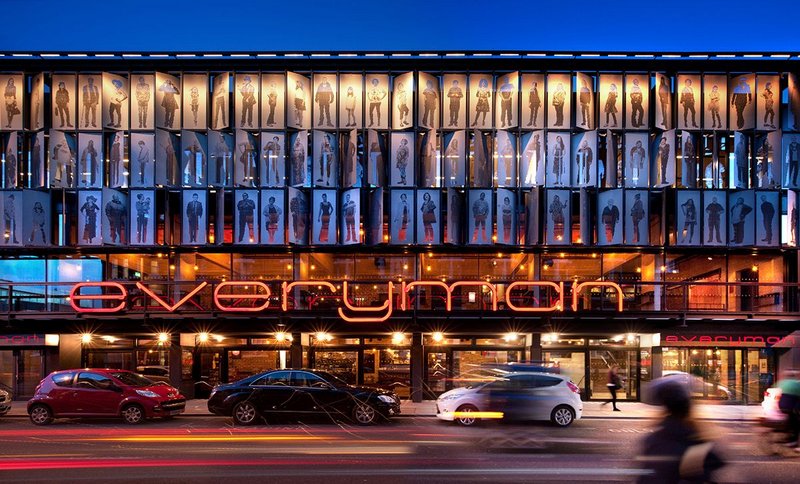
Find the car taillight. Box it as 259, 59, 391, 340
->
567, 381, 580, 394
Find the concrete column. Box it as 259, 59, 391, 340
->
410, 332, 424, 402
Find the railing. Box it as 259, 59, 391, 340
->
0, 280, 797, 317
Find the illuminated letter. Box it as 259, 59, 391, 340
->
570, 281, 624, 312
214, 282, 272, 312
449, 281, 497, 311
69, 282, 127, 313
401, 281, 452, 311
281, 281, 338, 311
339, 282, 394, 323
136, 281, 208, 312
505, 281, 565, 313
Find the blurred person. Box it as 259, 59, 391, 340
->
638, 377, 725, 483
603, 364, 623, 411
777, 370, 800, 448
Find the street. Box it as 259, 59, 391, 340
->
0, 415, 798, 483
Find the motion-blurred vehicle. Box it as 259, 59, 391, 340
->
661, 371, 733, 400
436, 372, 583, 427
0, 387, 11, 416
207, 369, 401, 425
27, 369, 185, 425
135, 365, 171, 384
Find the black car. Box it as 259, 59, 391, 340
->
207, 369, 401, 425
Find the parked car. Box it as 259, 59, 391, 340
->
436, 372, 583, 427
27, 369, 186, 425
135, 365, 171, 384
207, 369, 401, 425
0, 387, 11, 416
661, 370, 733, 400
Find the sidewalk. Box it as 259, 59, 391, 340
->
3, 399, 763, 421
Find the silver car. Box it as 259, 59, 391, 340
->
436, 372, 583, 427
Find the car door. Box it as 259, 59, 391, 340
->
248, 370, 296, 416
46, 372, 78, 415
72, 372, 124, 416
291, 371, 348, 418
528, 375, 566, 420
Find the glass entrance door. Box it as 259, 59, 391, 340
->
589, 349, 638, 401
425, 351, 449, 398
14, 350, 45, 399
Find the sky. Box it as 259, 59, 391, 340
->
1, 0, 798, 54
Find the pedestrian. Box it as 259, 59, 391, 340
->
605, 364, 623, 411
637, 377, 725, 483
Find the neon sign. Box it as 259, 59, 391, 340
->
69, 279, 624, 322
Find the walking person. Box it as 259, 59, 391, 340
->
605, 364, 623, 411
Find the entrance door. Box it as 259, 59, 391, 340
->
425, 351, 449, 398
1, 350, 45, 399
589, 349, 638, 401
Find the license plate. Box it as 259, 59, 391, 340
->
169, 409, 183, 416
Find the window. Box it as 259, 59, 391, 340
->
52, 372, 75, 387
251, 370, 291, 386
76, 372, 114, 390
292, 371, 326, 387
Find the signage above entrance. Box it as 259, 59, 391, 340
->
68, 279, 625, 323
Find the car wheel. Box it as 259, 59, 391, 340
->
233, 401, 259, 425
29, 404, 53, 425
121, 404, 145, 425
352, 403, 377, 425
550, 405, 575, 427
455, 404, 479, 426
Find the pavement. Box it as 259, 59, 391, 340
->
3, 399, 764, 421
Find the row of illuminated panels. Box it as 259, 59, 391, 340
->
0, 71, 799, 133
0, 188, 797, 248
2, 130, 800, 191
0, 252, 787, 314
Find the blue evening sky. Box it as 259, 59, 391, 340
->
1, 0, 797, 54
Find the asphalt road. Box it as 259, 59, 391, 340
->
0, 415, 798, 483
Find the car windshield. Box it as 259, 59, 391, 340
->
111, 372, 156, 387
311, 370, 349, 387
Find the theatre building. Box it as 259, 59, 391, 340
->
1, 51, 799, 404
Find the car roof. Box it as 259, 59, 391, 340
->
52, 368, 133, 374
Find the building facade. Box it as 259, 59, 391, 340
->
1, 52, 798, 404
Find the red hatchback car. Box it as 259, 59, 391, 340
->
27, 369, 186, 425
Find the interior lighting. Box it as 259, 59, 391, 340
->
503, 332, 519, 342
432, 332, 444, 343
198, 332, 210, 343
275, 331, 287, 343
392, 332, 405, 345
81, 333, 93, 344
752, 265, 759, 272
157, 332, 170, 344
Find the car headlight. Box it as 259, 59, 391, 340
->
136, 390, 159, 398
438, 393, 460, 401
377, 395, 396, 403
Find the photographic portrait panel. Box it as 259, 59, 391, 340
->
496, 188, 516, 245
442, 73, 467, 130
624, 189, 649, 245
106, 131, 127, 188
494, 130, 516, 187
260, 188, 286, 245
260, 131, 286, 188
390, 132, 415, 187
48, 129, 76, 188
520, 130, 545, 187
756, 74, 780, 132
390, 189, 414, 245
546, 73, 571, 129
729, 73, 755, 131
129, 189, 155, 246
77, 190, 103, 246
599, 74, 622, 129
211, 72, 230, 130
545, 131, 570, 187
77, 132, 102, 189
495, 71, 519, 129
23, 189, 50, 246
340, 188, 360, 245
676, 74, 701, 130
180, 130, 207, 187
311, 189, 337, 245
342, 129, 362, 188
446, 188, 464, 245
755, 190, 779, 247
0, 190, 23, 246
654, 73, 672, 131
675, 190, 701, 246
234, 129, 257, 187
365, 73, 389, 130
575, 72, 595, 130
182, 73, 208, 130
418, 72, 440, 130
703, 74, 728, 131
102, 72, 129, 131
468, 73, 494, 130
418, 130, 439, 188
154, 72, 181, 131
289, 130, 309, 187
234, 189, 259, 244
625, 73, 649, 129
728, 190, 755, 247
312, 130, 338, 188
29, 130, 45, 188
339, 73, 363, 130
30, 72, 44, 131
261, 73, 285, 129
468, 189, 493, 245
521, 73, 544, 130
313, 73, 337, 129
545, 188, 570, 245
416, 189, 440, 245
443, 130, 466, 187
755, 131, 780, 189
182, 189, 207, 245
209, 130, 233, 187
392, 71, 414, 130
101, 188, 127, 245
624, 132, 649, 188
702, 190, 728, 246
131, 74, 155, 130
235, 73, 260, 130
571, 130, 597, 187
597, 189, 623, 245
651, 129, 676, 188
287, 187, 309, 245
287, 72, 311, 130
51, 74, 77, 130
